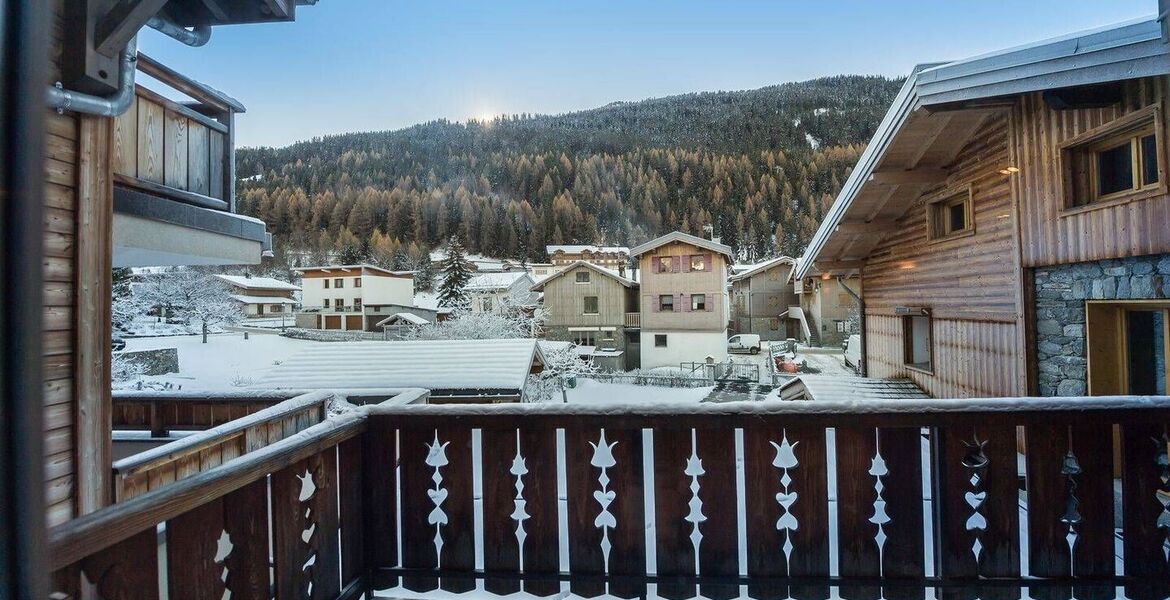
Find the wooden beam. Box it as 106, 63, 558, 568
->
96, 0, 171, 57
868, 169, 949, 185
835, 220, 895, 235
816, 260, 866, 271
196, 0, 231, 22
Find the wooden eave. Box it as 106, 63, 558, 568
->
809, 105, 1005, 276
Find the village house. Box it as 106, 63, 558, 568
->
530, 261, 641, 370
294, 264, 414, 331
546, 244, 631, 272
799, 17, 1170, 398
213, 274, 299, 318
632, 231, 733, 368
728, 256, 797, 340
466, 271, 536, 314
790, 270, 862, 348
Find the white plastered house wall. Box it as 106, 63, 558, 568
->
639, 330, 728, 369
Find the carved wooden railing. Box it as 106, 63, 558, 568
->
625, 312, 641, 328
47, 395, 1170, 600
48, 389, 428, 600
363, 397, 1170, 599
111, 389, 429, 501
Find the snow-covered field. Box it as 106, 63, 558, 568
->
121, 331, 319, 390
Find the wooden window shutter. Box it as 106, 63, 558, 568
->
676, 293, 683, 312
704, 254, 713, 271
672, 256, 681, 273
682, 256, 691, 273
705, 294, 713, 312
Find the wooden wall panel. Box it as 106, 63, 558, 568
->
861, 113, 1026, 398
137, 99, 164, 184
1014, 77, 1170, 267
188, 124, 210, 195
209, 131, 225, 199
112, 95, 137, 176
867, 314, 1022, 398
163, 111, 189, 190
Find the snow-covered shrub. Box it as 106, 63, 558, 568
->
136, 268, 244, 343
111, 352, 145, 386
401, 292, 543, 341
523, 343, 600, 403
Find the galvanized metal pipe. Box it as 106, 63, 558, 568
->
45, 37, 137, 117
146, 15, 210, 47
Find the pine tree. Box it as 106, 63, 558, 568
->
437, 236, 471, 309
414, 253, 435, 292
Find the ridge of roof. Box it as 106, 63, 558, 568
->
630, 231, 734, 259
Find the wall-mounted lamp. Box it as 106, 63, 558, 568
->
895, 306, 931, 316
997, 166, 1020, 175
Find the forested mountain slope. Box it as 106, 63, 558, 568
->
236, 75, 903, 267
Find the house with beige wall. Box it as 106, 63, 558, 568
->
214, 274, 299, 318
729, 256, 797, 340
294, 264, 414, 331
632, 232, 733, 368
792, 271, 861, 348
531, 261, 640, 370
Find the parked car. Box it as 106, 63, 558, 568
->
111, 337, 126, 352
727, 334, 761, 354
843, 333, 861, 371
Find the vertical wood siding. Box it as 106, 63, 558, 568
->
113, 94, 228, 200
862, 113, 1027, 397
1014, 77, 1170, 267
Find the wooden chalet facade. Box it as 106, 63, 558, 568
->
800, 17, 1170, 399
37, 0, 311, 533
531, 260, 641, 370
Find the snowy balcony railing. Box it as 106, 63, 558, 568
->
625, 311, 641, 328
47, 395, 1170, 600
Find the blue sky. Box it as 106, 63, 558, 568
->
139, 1, 1154, 148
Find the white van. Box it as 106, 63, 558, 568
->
843, 333, 862, 372
727, 334, 761, 354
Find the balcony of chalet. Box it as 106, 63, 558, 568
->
51, 391, 1170, 600
109, 53, 270, 268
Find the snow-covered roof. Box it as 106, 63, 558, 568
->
778, 376, 929, 402
546, 245, 629, 255
466, 271, 532, 291
292, 264, 411, 277
255, 339, 546, 392
215, 274, 301, 292
530, 260, 637, 291
229, 294, 298, 305
630, 231, 734, 259
375, 312, 430, 327
728, 256, 795, 282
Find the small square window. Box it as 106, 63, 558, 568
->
482, 297, 493, 312
584, 296, 598, 314
324, 279, 330, 289
576, 271, 590, 283
655, 334, 668, 347
334, 278, 344, 288
691, 294, 706, 311
929, 190, 972, 240
903, 314, 932, 372
354, 298, 362, 311
659, 294, 674, 312
658, 257, 673, 273
335, 298, 344, 310
355, 278, 362, 288
690, 255, 706, 271
575, 331, 596, 346
323, 299, 330, 308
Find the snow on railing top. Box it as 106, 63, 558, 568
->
367, 395, 1170, 417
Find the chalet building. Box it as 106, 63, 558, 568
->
213, 274, 299, 318
294, 264, 414, 331
791, 271, 862, 348
466, 271, 536, 314
530, 261, 641, 370
800, 17, 1170, 398
632, 231, 733, 368
546, 244, 631, 271
729, 256, 797, 340
20, 0, 311, 530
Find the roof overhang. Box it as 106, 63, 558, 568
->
797, 16, 1170, 280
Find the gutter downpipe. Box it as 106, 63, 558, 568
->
146, 16, 211, 47
46, 37, 137, 117
837, 275, 866, 376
